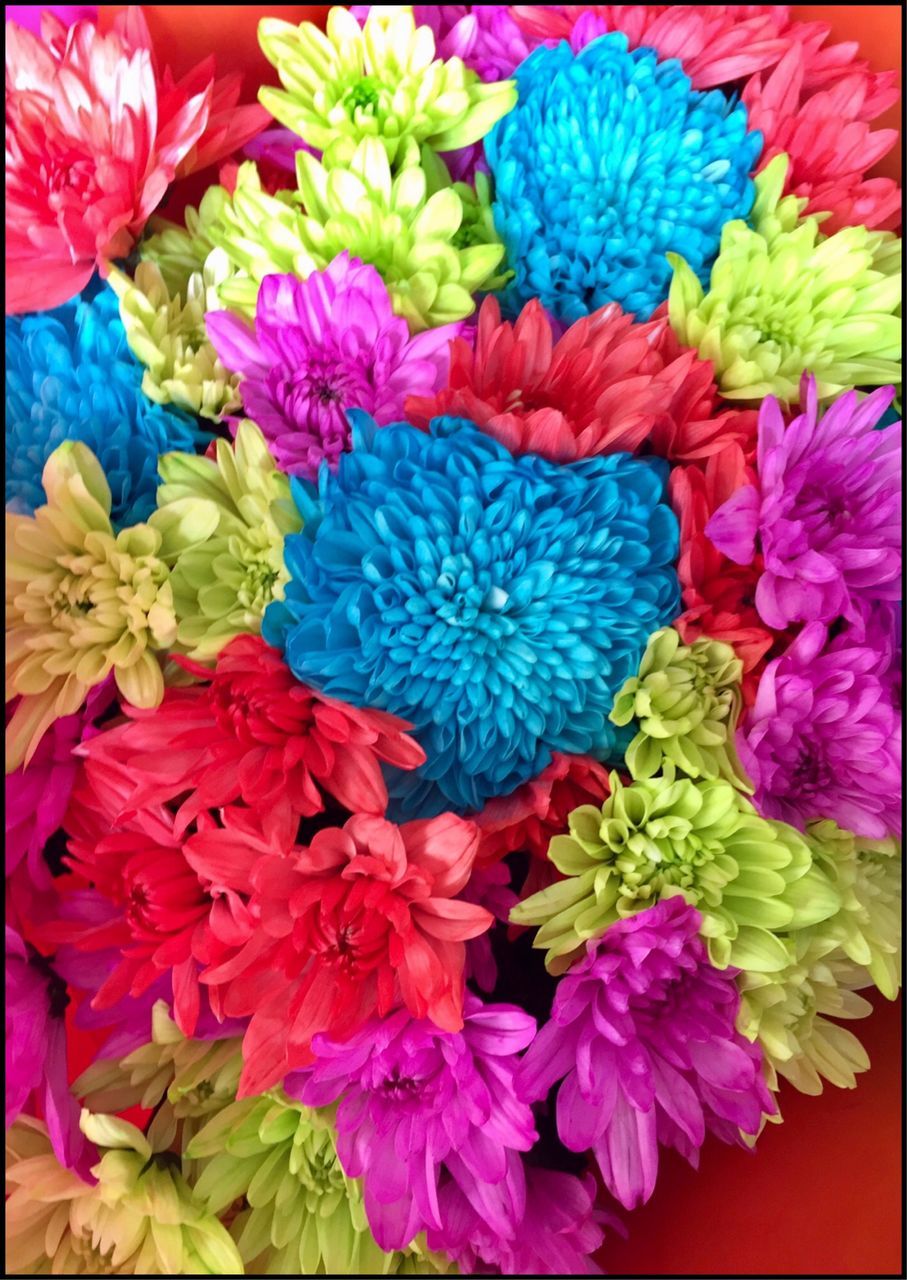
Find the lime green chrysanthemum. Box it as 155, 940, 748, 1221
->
141, 187, 230, 298
108, 258, 241, 421
6, 441, 218, 770
736, 934, 873, 1096
609, 627, 750, 790
668, 153, 902, 403
421, 148, 513, 292
510, 764, 840, 975
258, 5, 515, 167
5, 1114, 243, 1275
156, 420, 302, 661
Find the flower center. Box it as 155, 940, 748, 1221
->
343, 76, 382, 115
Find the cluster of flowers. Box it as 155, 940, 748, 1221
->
5, 4, 903, 1275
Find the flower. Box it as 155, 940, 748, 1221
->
258, 6, 515, 165
206, 259, 460, 482
156, 420, 303, 660
485, 32, 761, 323
516, 898, 774, 1210
738, 622, 902, 840
288, 997, 538, 1253
205, 143, 506, 330
200, 812, 492, 1094
406, 295, 754, 465
510, 763, 840, 975
609, 627, 750, 789
706, 377, 901, 629
397, 5, 533, 83
668, 154, 902, 402
7, 6, 97, 35
106, 258, 240, 421
140, 185, 227, 297
5, 285, 204, 527
6, 441, 217, 771
78, 633, 425, 837
263, 412, 679, 813
4, 1113, 244, 1274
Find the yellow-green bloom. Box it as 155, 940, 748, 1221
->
668, 153, 902, 403
510, 764, 840, 975
140, 187, 229, 298
6, 441, 218, 770
157, 420, 302, 661
258, 5, 515, 167
609, 627, 751, 790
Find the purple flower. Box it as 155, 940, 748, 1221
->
287, 996, 538, 1252
206, 258, 461, 483
242, 126, 316, 176
461, 862, 518, 993
739, 621, 902, 839
516, 899, 773, 1211
706, 376, 901, 629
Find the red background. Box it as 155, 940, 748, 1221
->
91, 6, 904, 1275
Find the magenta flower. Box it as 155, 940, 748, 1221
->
288, 996, 537, 1252
516, 898, 773, 1211
739, 622, 902, 840
706, 376, 901, 629
206, 258, 460, 482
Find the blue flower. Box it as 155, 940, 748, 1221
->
486, 32, 762, 323
6, 285, 205, 528
263, 411, 680, 814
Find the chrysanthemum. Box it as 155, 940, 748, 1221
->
206, 259, 460, 482
156, 420, 302, 661
486, 32, 761, 323
6, 286, 203, 527
511, 763, 840, 975
393, 5, 533, 83
739, 623, 902, 841
139, 185, 227, 298
200, 812, 492, 1093
263, 412, 679, 813
288, 997, 537, 1253
258, 6, 515, 165
706, 377, 901, 629
668, 154, 902, 402
78, 634, 425, 837
6, 442, 216, 771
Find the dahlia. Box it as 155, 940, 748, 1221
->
516, 898, 774, 1210
739, 622, 902, 841
706, 377, 901, 629
78, 634, 425, 838
6, 285, 203, 527
288, 997, 537, 1252
263, 412, 679, 813
486, 32, 761, 323
206, 259, 460, 482
511, 763, 840, 975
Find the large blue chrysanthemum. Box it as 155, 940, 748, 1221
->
6, 285, 204, 528
486, 32, 762, 323
263, 411, 680, 813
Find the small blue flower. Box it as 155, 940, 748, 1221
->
264, 411, 680, 814
486, 32, 762, 323
6, 284, 205, 528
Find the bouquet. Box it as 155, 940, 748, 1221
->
5, 5, 902, 1275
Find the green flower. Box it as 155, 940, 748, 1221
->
510, 765, 840, 975
157, 420, 302, 661
6, 441, 218, 770
140, 187, 229, 298
609, 627, 751, 789
108, 258, 241, 420
668, 153, 902, 402
422, 149, 513, 292
258, 6, 515, 167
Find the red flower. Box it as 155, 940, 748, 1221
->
198, 812, 492, 1095
78, 635, 426, 840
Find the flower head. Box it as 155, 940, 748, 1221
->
486, 32, 761, 323
206, 259, 460, 482
516, 898, 774, 1210
6, 286, 203, 527
398, 5, 533, 83
706, 377, 901, 629
264, 412, 679, 813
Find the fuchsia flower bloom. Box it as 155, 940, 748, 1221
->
288, 997, 538, 1253
739, 622, 902, 841
516, 898, 773, 1211
207, 260, 461, 482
